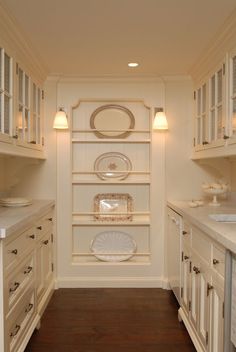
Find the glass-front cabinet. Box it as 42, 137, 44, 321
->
0, 42, 44, 157
228, 50, 236, 144
0, 48, 13, 143
194, 61, 226, 152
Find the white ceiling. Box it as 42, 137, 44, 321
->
2, 0, 236, 76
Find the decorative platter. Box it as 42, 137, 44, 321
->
90, 231, 137, 262
90, 104, 135, 138
94, 193, 133, 221
94, 152, 132, 180
0, 197, 32, 207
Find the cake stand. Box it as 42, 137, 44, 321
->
203, 188, 226, 206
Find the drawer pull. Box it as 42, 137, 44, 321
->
182, 231, 187, 235
48, 217, 53, 222
9, 282, 20, 293
207, 283, 214, 296
184, 255, 189, 260
193, 266, 200, 274
25, 303, 34, 313
10, 324, 21, 337
29, 234, 35, 239
37, 226, 42, 230
43, 240, 49, 245
11, 249, 18, 255
213, 258, 219, 265
24, 266, 33, 274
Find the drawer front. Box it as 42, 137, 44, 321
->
35, 212, 53, 240
191, 226, 211, 264
6, 288, 36, 352
212, 243, 225, 278
4, 228, 36, 272
5, 253, 35, 316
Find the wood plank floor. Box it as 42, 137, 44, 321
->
25, 288, 196, 352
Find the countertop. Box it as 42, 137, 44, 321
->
0, 199, 55, 238
167, 200, 236, 254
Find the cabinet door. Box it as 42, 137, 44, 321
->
181, 245, 191, 315
209, 276, 224, 352
36, 232, 53, 301
189, 253, 200, 332
228, 51, 236, 143
194, 83, 207, 149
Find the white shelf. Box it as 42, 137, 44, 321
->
72, 139, 151, 144
72, 180, 150, 185
72, 171, 150, 175
72, 129, 150, 133
72, 221, 150, 226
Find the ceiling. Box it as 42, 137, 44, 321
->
2, 0, 236, 77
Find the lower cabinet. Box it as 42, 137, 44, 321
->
0, 207, 55, 352
179, 221, 225, 352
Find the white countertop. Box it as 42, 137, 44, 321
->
167, 200, 236, 254
0, 199, 55, 238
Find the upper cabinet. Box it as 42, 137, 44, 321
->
228, 49, 236, 144
0, 3, 47, 159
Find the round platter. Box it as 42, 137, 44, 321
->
94, 152, 132, 180
0, 197, 32, 207
90, 231, 137, 262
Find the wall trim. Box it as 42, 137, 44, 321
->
56, 276, 170, 289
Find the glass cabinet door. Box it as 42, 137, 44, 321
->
229, 54, 236, 140
16, 66, 30, 143
0, 48, 13, 140
195, 83, 207, 148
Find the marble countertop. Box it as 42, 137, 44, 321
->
0, 199, 55, 238
167, 200, 236, 254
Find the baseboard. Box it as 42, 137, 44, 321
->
178, 307, 205, 352
56, 276, 169, 288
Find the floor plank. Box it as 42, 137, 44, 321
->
25, 288, 196, 352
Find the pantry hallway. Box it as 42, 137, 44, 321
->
25, 288, 196, 352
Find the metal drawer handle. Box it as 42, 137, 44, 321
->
207, 283, 213, 296
184, 255, 189, 260
193, 266, 200, 274
9, 282, 20, 293
25, 303, 34, 313
43, 240, 49, 245
213, 258, 219, 265
10, 324, 21, 337
11, 249, 18, 255
37, 226, 42, 230
182, 231, 187, 235
48, 217, 53, 222
29, 234, 35, 239
24, 266, 33, 274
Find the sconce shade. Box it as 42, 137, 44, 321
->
153, 109, 168, 130
53, 109, 68, 129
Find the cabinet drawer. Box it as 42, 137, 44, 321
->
35, 212, 53, 240
6, 288, 36, 352
4, 228, 36, 272
191, 226, 211, 264
212, 244, 225, 278
5, 253, 35, 316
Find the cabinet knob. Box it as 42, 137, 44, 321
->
25, 303, 34, 313
48, 217, 53, 222
12, 134, 18, 139
11, 249, 18, 255
202, 141, 209, 145
184, 255, 189, 260
29, 234, 35, 239
24, 266, 33, 274
37, 226, 42, 230
193, 266, 200, 274
213, 258, 219, 265
43, 240, 49, 245
182, 230, 187, 235
223, 135, 229, 140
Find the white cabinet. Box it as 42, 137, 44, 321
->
71, 101, 151, 264
0, 207, 54, 352
179, 220, 225, 352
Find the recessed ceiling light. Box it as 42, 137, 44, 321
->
128, 62, 139, 67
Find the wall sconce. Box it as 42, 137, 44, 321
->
153, 108, 168, 130
53, 108, 68, 129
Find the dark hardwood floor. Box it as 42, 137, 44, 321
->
25, 288, 196, 352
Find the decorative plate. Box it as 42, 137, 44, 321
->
0, 197, 32, 207
94, 152, 132, 180
90, 104, 135, 138
90, 231, 137, 262
94, 193, 133, 221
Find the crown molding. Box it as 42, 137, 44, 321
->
190, 8, 236, 82
0, 0, 48, 83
